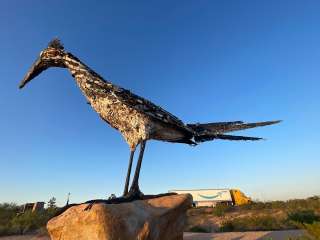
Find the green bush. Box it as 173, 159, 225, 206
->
10, 211, 49, 235
212, 204, 233, 217
189, 225, 210, 233
286, 197, 320, 212
239, 196, 320, 212
0, 203, 20, 226
238, 201, 271, 211
0, 225, 10, 236
220, 221, 235, 232
0, 203, 21, 236
0, 202, 58, 236
239, 200, 287, 211
220, 215, 293, 232
288, 210, 320, 224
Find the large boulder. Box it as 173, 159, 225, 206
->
47, 194, 192, 240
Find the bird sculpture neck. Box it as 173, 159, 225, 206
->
62, 52, 115, 100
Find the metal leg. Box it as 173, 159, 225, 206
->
123, 150, 135, 196
129, 140, 146, 194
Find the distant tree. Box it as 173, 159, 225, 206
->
47, 197, 57, 209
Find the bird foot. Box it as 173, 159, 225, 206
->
123, 187, 144, 201
83, 190, 144, 211
84, 199, 108, 211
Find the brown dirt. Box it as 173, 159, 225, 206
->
184, 230, 304, 240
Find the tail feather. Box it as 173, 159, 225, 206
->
194, 134, 263, 142
188, 120, 281, 134
188, 120, 281, 143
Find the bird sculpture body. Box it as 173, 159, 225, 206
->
20, 39, 280, 201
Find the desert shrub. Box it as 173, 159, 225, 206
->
10, 211, 49, 235
240, 200, 287, 211
0, 203, 21, 236
238, 201, 271, 211
0, 201, 58, 236
218, 201, 320, 232
188, 225, 210, 233
287, 197, 320, 212
0, 225, 10, 236
239, 196, 320, 213
303, 221, 320, 239
220, 215, 293, 232
36, 226, 50, 237
220, 221, 235, 232
212, 204, 233, 217
186, 196, 320, 234
288, 210, 320, 224
0, 203, 20, 225
270, 200, 287, 209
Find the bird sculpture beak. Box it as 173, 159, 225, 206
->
19, 57, 47, 89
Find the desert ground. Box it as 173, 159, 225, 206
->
184, 230, 304, 240
0, 230, 304, 240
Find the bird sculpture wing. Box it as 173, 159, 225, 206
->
111, 85, 189, 130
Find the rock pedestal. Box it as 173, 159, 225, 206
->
47, 194, 192, 240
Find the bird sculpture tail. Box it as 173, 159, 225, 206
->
187, 120, 281, 143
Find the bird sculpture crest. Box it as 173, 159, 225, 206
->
19, 39, 280, 203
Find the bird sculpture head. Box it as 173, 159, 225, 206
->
19, 38, 66, 89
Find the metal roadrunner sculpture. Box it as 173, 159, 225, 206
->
19, 39, 280, 202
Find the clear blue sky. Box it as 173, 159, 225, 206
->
0, 0, 319, 206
